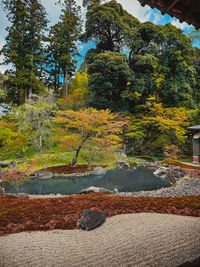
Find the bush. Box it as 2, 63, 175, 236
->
126, 159, 142, 168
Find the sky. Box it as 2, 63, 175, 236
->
0, 0, 196, 73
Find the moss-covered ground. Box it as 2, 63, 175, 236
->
0, 193, 199, 236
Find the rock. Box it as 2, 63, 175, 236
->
153, 166, 187, 180
0, 161, 17, 169
93, 166, 106, 175
79, 186, 112, 194
117, 161, 130, 170
0, 186, 5, 195
77, 209, 106, 231
144, 161, 161, 171
153, 167, 171, 178
9, 161, 16, 169
171, 168, 186, 179
0, 162, 9, 168
114, 188, 119, 193
29, 171, 53, 180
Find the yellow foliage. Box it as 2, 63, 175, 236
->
144, 102, 190, 143
54, 108, 127, 157
60, 134, 80, 150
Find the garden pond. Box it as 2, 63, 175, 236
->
2, 167, 170, 195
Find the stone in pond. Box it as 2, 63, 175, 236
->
116, 161, 130, 170
153, 167, 170, 178
77, 209, 106, 231
79, 186, 112, 194
93, 166, 106, 175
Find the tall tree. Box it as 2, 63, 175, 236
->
87, 52, 133, 111
81, 0, 139, 52
46, 0, 81, 97
1, 0, 47, 104
127, 22, 196, 108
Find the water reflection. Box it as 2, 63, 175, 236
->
2, 167, 170, 195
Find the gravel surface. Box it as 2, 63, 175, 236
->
0, 213, 200, 267
119, 178, 200, 197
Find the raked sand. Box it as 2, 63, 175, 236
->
0, 213, 200, 267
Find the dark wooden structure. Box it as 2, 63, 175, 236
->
188, 125, 200, 163
138, 0, 200, 29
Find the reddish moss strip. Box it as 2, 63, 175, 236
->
45, 165, 107, 174
0, 193, 200, 236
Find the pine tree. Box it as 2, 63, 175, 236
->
46, 0, 81, 97
1, 0, 48, 104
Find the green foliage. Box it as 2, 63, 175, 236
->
87, 52, 133, 111
15, 93, 56, 168
57, 71, 89, 110
126, 100, 191, 155
127, 22, 196, 108
0, 73, 7, 103
80, 145, 105, 167
125, 159, 142, 167
0, 119, 28, 159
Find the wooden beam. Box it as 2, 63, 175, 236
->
163, 0, 180, 13
179, 0, 199, 23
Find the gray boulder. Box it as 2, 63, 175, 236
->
117, 161, 130, 170
153, 166, 186, 180
114, 188, 119, 193
0, 186, 5, 195
93, 166, 106, 175
79, 186, 112, 194
29, 171, 53, 180
153, 167, 170, 178
77, 209, 106, 231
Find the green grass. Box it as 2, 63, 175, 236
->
3, 148, 119, 173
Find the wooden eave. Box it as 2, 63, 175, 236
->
138, 0, 200, 29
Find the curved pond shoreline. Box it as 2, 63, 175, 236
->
3, 167, 170, 196
5, 176, 200, 199
2, 164, 200, 198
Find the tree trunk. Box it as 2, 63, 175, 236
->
71, 133, 90, 166
63, 66, 68, 98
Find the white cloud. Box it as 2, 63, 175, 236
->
117, 0, 152, 22
170, 19, 194, 31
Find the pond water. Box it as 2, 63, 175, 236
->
2, 167, 170, 195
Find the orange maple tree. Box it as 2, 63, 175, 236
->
54, 108, 127, 166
